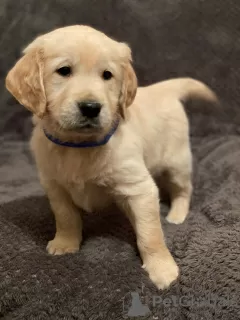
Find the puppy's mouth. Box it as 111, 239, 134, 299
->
78, 122, 101, 132
65, 120, 102, 133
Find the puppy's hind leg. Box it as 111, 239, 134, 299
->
165, 151, 192, 225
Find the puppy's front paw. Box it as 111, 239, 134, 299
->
47, 237, 80, 255
143, 253, 179, 290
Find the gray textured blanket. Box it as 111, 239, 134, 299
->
1, 0, 240, 319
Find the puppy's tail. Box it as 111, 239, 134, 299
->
160, 78, 218, 104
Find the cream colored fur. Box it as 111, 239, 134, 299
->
5, 25, 216, 290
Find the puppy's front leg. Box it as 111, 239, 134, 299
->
115, 174, 179, 290
42, 179, 82, 255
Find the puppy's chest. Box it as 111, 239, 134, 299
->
67, 181, 113, 212
47, 148, 114, 211
46, 147, 111, 181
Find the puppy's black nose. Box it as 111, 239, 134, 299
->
78, 101, 102, 118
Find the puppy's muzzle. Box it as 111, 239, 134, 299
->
77, 101, 102, 119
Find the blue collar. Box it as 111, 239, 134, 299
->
44, 120, 119, 148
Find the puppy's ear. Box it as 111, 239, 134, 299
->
118, 45, 138, 119
5, 48, 46, 118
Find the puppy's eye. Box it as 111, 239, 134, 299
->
56, 66, 72, 77
102, 70, 113, 80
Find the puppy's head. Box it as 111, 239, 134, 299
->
6, 25, 137, 137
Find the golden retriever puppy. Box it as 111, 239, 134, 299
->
5, 25, 216, 290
